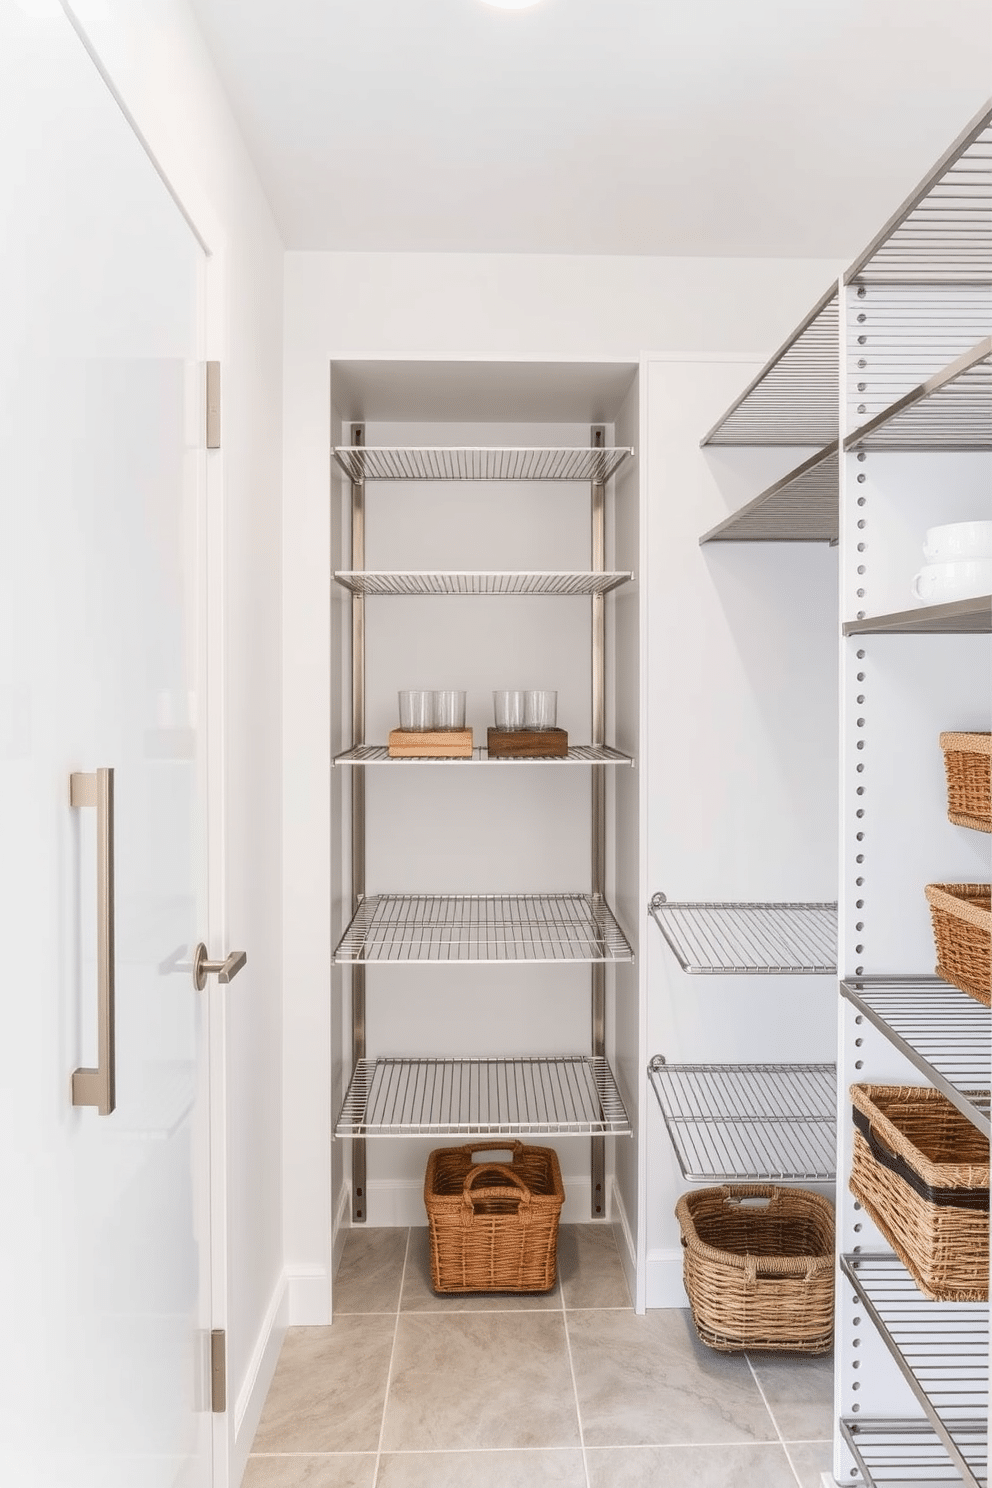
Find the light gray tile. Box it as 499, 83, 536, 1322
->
786, 1439, 837, 1488
376, 1450, 587, 1486
380, 1312, 581, 1452
586, 1443, 802, 1487
568, 1308, 778, 1448
251, 1320, 395, 1453
400, 1226, 561, 1312
334, 1227, 409, 1314
243, 1457, 376, 1488
747, 1351, 835, 1440
557, 1224, 630, 1310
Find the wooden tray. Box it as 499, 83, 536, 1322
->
488, 728, 568, 758
388, 728, 473, 758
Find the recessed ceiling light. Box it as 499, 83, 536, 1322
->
479, 0, 546, 9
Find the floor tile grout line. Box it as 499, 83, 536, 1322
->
744, 1353, 806, 1488
371, 1226, 411, 1487
561, 1299, 593, 1488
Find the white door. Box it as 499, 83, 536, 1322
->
0, 5, 215, 1484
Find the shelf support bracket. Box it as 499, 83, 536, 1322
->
351, 422, 367, 1224
591, 424, 606, 1217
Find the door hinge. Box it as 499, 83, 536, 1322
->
210, 1328, 227, 1413
206, 361, 221, 450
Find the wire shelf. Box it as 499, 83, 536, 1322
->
648, 895, 837, 974
841, 1419, 989, 1487
334, 893, 634, 964
700, 444, 839, 544
846, 337, 992, 451
335, 1055, 632, 1138
333, 570, 633, 597
841, 1253, 990, 1488
843, 596, 992, 636
333, 744, 633, 766
332, 446, 633, 484
840, 978, 990, 1137
647, 1057, 836, 1181
700, 285, 839, 447
846, 104, 992, 285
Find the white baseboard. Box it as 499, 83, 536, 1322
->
287, 1265, 330, 1325
232, 1272, 289, 1485
364, 1173, 596, 1227
331, 1181, 350, 1284
645, 1246, 690, 1309
609, 1176, 638, 1310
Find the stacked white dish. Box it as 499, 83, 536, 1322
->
912, 521, 992, 605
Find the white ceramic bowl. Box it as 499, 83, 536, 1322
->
923, 521, 992, 562
912, 559, 992, 605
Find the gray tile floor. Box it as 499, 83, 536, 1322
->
246, 1226, 835, 1488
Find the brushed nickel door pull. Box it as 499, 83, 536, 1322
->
70, 768, 116, 1115
192, 944, 247, 992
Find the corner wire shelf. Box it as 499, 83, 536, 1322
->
331, 446, 633, 484
841, 1419, 988, 1487
333, 893, 634, 965
332, 570, 633, 597
846, 336, 992, 451
846, 102, 992, 285
334, 744, 633, 767
843, 595, 992, 636
334, 1055, 632, 1138
648, 894, 837, 974
647, 1057, 836, 1182
841, 1253, 989, 1488
699, 443, 839, 544
699, 284, 839, 447
840, 978, 990, 1137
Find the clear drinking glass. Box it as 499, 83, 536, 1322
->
493, 689, 525, 731
432, 689, 466, 730
398, 689, 433, 731
523, 689, 557, 730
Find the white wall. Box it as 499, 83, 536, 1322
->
63, 3, 286, 1478
282, 250, 845, 1308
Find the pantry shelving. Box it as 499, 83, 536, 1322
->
647, 1057, 836, 1182
331, 444, 633, 483
648, 894, 837, 973
845, 336, 992, 452
841, 1420, 988, 1487
842, 596, 992, 635
334, 744, 633, 766
332, 570, 634, 597
699, 443, 839, 544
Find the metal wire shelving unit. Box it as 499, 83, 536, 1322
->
843, 596, 992, 636
335, 1054, 632, 1138
846, 336, 992, 452
841, 1419, 989, 1487
334, 892, 634, 965
332, 445, 633, 484
332, 570, 633, 597
841, 1254, 990, 1488
647, 1057, 836, 1181
648, 894, 837, 974
699, 444, 839, 544
840, 978, 990, 1137
334, 744, 633, 766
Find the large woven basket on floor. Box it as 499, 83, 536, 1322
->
425, 1141, 564, 1294
940, 732, 991, 833
925, 883, 991, 1007
850, 1084, 989, 1302
675, 1185, 834, 1354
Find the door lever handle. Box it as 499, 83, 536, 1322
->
192, 944, 247, 991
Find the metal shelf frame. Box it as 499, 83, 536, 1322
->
334, 744, 633, 767
846, 336, 992, 452
840, 978, 990, 1137
648, 893, 837, 974
841, 1253, 989, 1488
335, 1054, 632, 1138
647, 1056, 836, 1181
843, 596, 992, 636
699, 284, 839, 447
332, 444, 633, 484
699, 443, 839, 544
332, 570, 633, 597
841, 1418, 989, 1487
334, 892, 634, 965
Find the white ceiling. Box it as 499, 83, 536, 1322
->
189, 0, 992, 260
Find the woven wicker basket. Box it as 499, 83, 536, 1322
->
424, 1141, 564, 1294
925, 883, 991, 1007
850, 1084, 989, 1302
675, 1185, 834, 1354
939, 732, 991, 833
